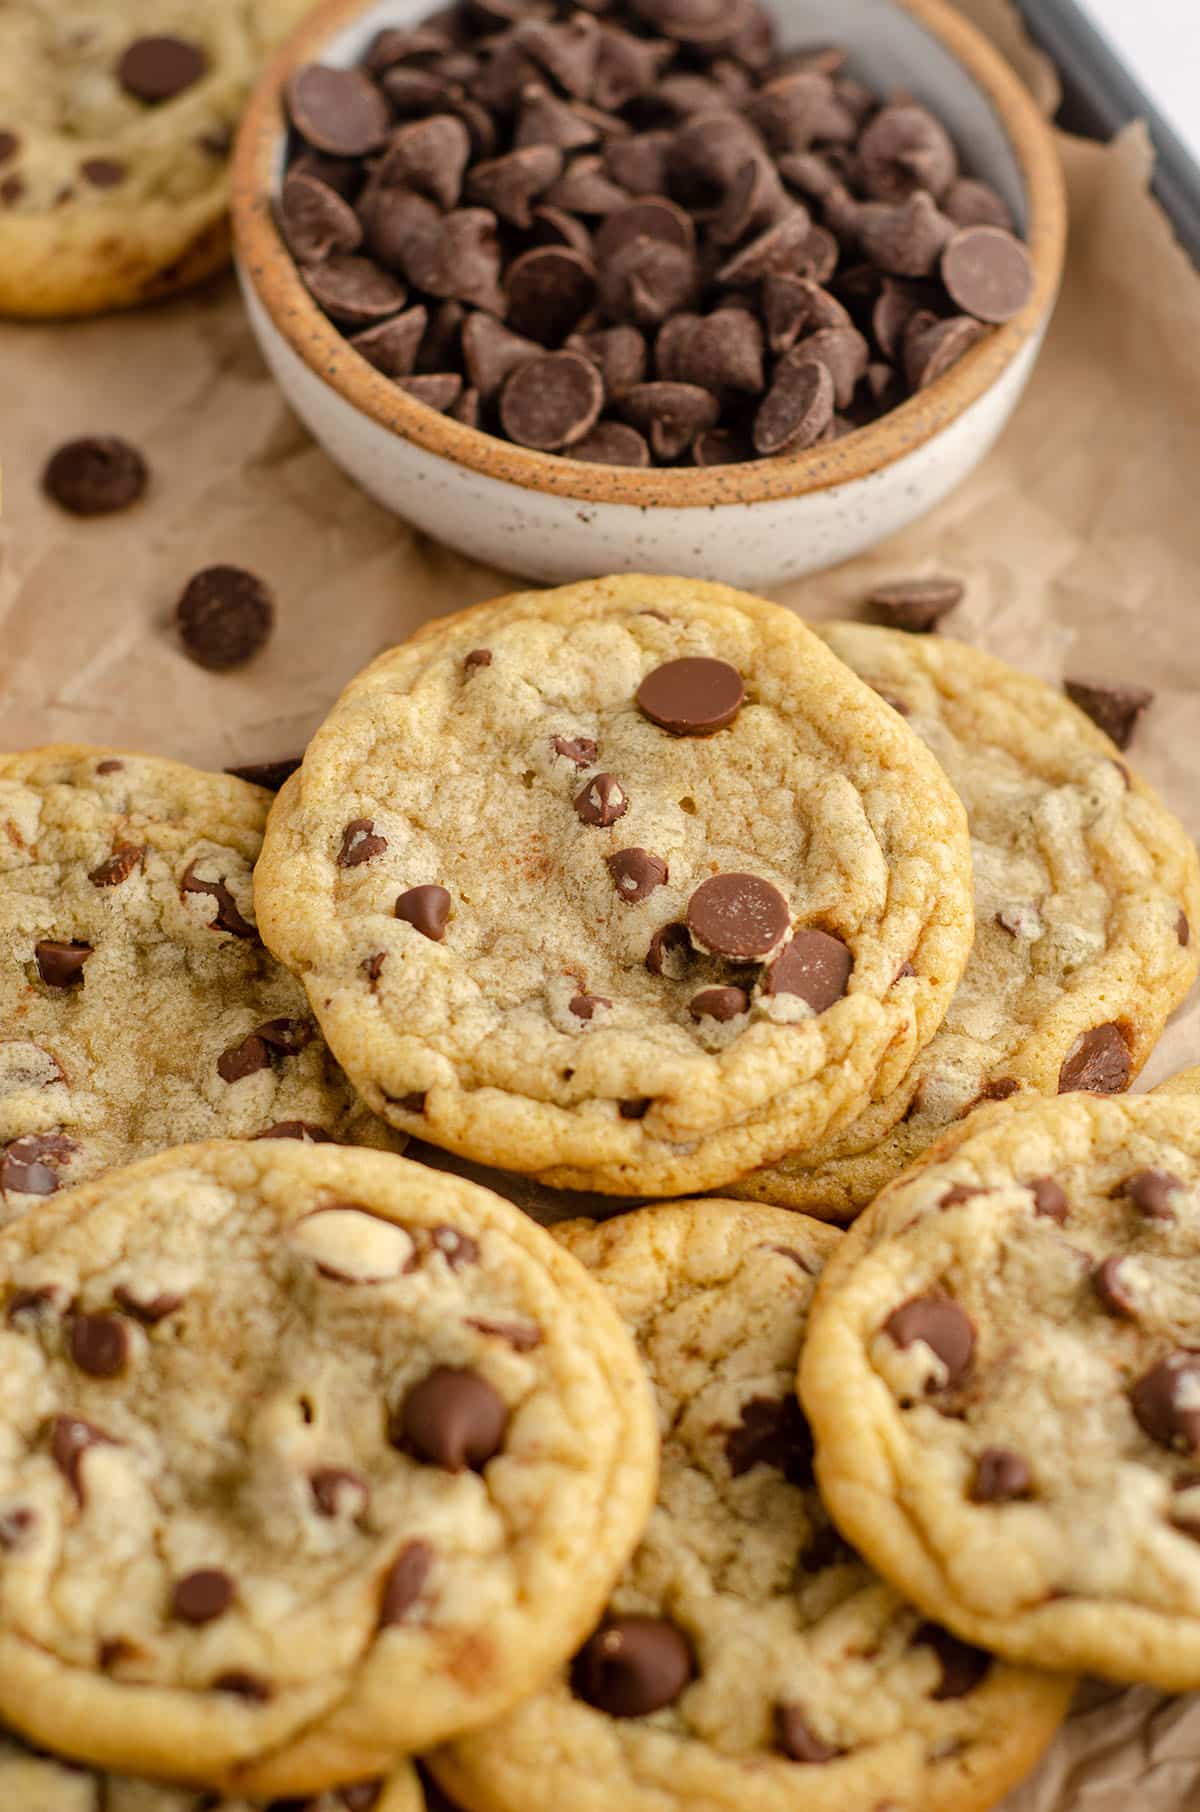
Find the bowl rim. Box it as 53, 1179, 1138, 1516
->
232, 0, 1067, 510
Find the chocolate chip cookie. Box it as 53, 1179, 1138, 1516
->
801, 1091, 1200, 1689
0, 1, 315, 317
255, 577, 974, 1196
0, 745, 404, 1220
0, 1726, 424, 1811
0, 1139, 658, 1791
735, 625, 1200, 1219
431, 1200, 1071, 1812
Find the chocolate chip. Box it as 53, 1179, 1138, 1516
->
725, 1395, 813, 1485
574, 772, 628, 826
1057, 1023, 1131, 1094
225, 756, 302, 792
212, 1671, 272, 1701
944, 178, 1015, 232
96, 759, 125, 774
8, 1285, 69, 1326
1, 1132, 75, 1197
1064, 678, 1154, 751
1125, 1169, 1182, 1220
1093, 1256, 1139, 1319
1178, 911, 1191, 948
516, 86, 600, 154
868, 576, 963, 631
716, 210, 817, 286
399, 374, 464, 412
646, 921, 691, 977
42, 437, 148, 516
1131, 1353, 1200, 1452
687, 873, 789, 961
176, 566, 274, 672
35, 939, 92, 988
506, 245, 597, 344
70, 1313, 130, 1378
572, 1616, 695, 1716
616, 380, 718, 459
619, 1097, 651, 1118
0, 131, 18, 165
546, 155, 630, 215
113, 1285, 183, 1324
341, 1785, 385, 1811
378, 114, 472, 210
117, 36, 208, 104
379, 1540, 435, 1625
764, 929, 852, 1011
395, 1090, 425, 1111
80, 158, 127, 189
501, 350, 604, 450
351, 307, 429, 378
287, 65, 392, 157
306, 253, 408, 327
691, 425, 753, 465
762, 273, 850, 352
172, 1569, 235, 1625
339, 819, 388, 867
941, 225, 1034, 323
1030, 1176, 1069, 1223
883, 1296, 975, 1388
279, 170, 364, 263
606, 847, 668, 902
217, 1032, 273, 1084
859, 191, 954, 280
775, 1704, 841, 1763
637, 656, 744, 735
858, 104, 957, 202
971, 1448, 1033, 1503
0, 1507, 35, 1551
656, 308, 765, 395
460, 314, 540, 399
599, 237, 696, 330
253, 1121, 335, 1142
0, 171, 24, 205
88, 843, 144, 887
753, 356, 834, 455
469, 145, 563, 226
430, 1225, 480, 1269
904, 313, 985, 390
595, 198, 695, 268
180, 861, 258, 940
395, 885, 451, 940
466, 1317, 544, 1350
49, 1416, 115, 1503
570, 991, 612, 1019
395, 1366, 509, 1471
552, 734, 598, 767
690, 985, 748, 1022
913, 1623, 991, 1699
311, 1467, 371, 1518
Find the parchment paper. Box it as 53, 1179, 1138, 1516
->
1, 3, 1199, 1804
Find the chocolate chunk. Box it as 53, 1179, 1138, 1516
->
606, 847, 668, 902
113, 1285, 183, 1325
180, 861, 258, 940
570, 992, 612, 1019
306, 253, 408, 327
42, 437, 148, 516
883, 1296, 975, 1388
466, 1317, 544, 1350
217, 1032, 272, 1084
858, 104, 957, 202
377, 114, 472, 210
574, 772, 628, 827
49, 1416, 115, 1503
1030, 1176, 1069, 1223
690, 984, 749, 1022
311, 1467, 371, 1519
430, 1226, 480, 1270
941, 225, 1034, 323
754, 357, 835, 455
117, 36, 208, 104
764, 929, 852, 1011
506, 245, 597, 344
971, 1448, 1033, 1503
379, 1540, 435, 1625
687, 874, 789, 961
913, 1623, 991, 1699
80, 158, 127, 189
339, 819, 388, 867
253, 1121, 335, 1141
287, 65, 392, 157
775, 1704, 841, 1762
904, 313, 985, 390
637, 656, 744, 735
88, 842, 145, 887
279, 170, 363, 263
501, 351, 604, 450
1132, 1353, 1200, 1452
396, 1366, 509, 1471
172, 1569, 235, 1625
395, 885, 451, 940
35, 939, 93, 988
1, 1132, 75, 1197
212, 1672, 272, 1701
1064, 678, 1154, 751
868, 575, 963, 631
599, 237, 697, 330
725, 1395, 814, 1485
646, 922, 691, 977
1093, 1256, 1139, 1319
70, 1313, 130, 1378
351, 307, 429, 378
468, 145, 563, 226
572, 1615, 694, 1716
399, 374, 463, 412
176, 566, 274, 672
552, 734, 599, 767
1125, 1169, 1182, 1221
1057, 1023, 1131, 1094
225, 756, 302, 792
615, 380, 718, 460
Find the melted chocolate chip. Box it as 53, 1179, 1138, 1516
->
1, 1131, 75, 1197
180, 860, 258, 939
1131, 1353, 1200, 1453
571, 1616, 695, 1717
775, 1703, 841, 1762
690, 984, 749, 1022
1031, 1176, 1069, 1223
1057, 1023, 1131, 1094
69, 1313, 130, 1378
311, 1467, 372, 1518
379, 1540, 435, 1625
883, 1296, 975, 1388
88, 843, 144, 887
971, 1448, 1033, 1503
49, 1415, 115, 1503
253, 1121, 335, 1142
212, 1671, 272, 1701
430, 1225, 479, 1270
338, 819, 388, 867
913, 1622, 992, 1699
607, 847, 668, 902
1125, 1169, 1182, 1221
225, 756, 303, 792
35, 939, 93, 988
574, 772, 629, 827
172, 1569, 235, 1625
636, 656, 744, 735
646, 921, 691, 977
687, 873, 789, 960
396, 884, 451, 940
395, 1366, 508, 1471
1094, 1255, 1139, 1319
552, 734, 598, 767
570, 991, 611, 1019
764, 929, 852, 1010
725, 1395, 814, 1486
113, 1285, 183, 1325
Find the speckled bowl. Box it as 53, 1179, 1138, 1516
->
232, 0, 1066, 586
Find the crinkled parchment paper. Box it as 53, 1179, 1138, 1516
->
1, 3, 1199, 1804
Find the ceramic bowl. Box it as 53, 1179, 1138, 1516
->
232, 0, 1066, 586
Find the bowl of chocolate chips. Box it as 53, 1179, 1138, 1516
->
233, 0, 1065, 584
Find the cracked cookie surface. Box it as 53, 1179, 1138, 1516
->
255, 577, 974, 1196
433, 1199, 1071, 1812
801, 1091, 1200, 1689
0, 1140, 657, 1792
736, 626, 1200, 1219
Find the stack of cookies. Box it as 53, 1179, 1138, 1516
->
2, 574, 1199, 1811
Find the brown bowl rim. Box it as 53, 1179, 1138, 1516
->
232, 0, 1067, 509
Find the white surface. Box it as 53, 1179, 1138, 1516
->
1076, 0, 1200, 164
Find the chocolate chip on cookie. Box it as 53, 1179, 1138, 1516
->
172, 1569, 236, 1625
646, 921, 691, 977
725, 1394, 814, 1485
690, 984, 749, 1021
1, 1132, 75, 1198
1131, 1353, 1200, 1454
310, 1466, 372, 1519
687, 874, 789, 960
913, 1623, 992, 1699
396, 1366, 510, 1471
1124, 1168, 1182, 1220
42, 436, 148, 516
339, 819, 389, 867
69, 1313, 130, 1378
574, 773, 629, 827
379, 1540, 435, 1625
606, 847, 668, 902
1030, 1177, 1070, 1223
883, 1295, 975, 1389
49, 1415, 116, 1503
552, 734, 599, 767
1057, 1023, 1131, 1094
117, 37, 209, 105
88, 843, 144, 887
636, 657, 745, 735
970, 1448, 1033, 1503
396, 884, 452, 940
176, 565, 275, 672
774, 1703, 841, 1762
571, 1616, 695, 1717
34, 939, 93, 988
764, 929, 852, 1010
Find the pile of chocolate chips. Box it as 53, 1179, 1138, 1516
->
278, 0, 1034, 468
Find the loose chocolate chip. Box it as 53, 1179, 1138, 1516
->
883, 1296, 975, 1388
398, 374, 464, 412
1, 1132, 75, 1197
616, 379, 718, 460
725, 1395, 814, 1485
567, 325, 647, 401
217, 1032, 272, 1084
637, 656, 744, 735
176, 566, 274, 672
775, 1703, 841, 1763
646, 921, 692, 977
570, 991, 612, 1019
35, 939, 93, 988
0, 1507, 35, 1550
451, 387, 482, 428
687, 873, 789, 961
339, 819, 388, 867
279, 170, 364, 263
868, 576, 963, 632
287, 65, 392, 157
1058, 1023, 1131, 1095
506, 245, 597, 344
212, 1672, 272, 1701
1064, 678, 1154, 751
763, 272, 850, 352
754, 356, 834, 455
971, 1448, 1033, 1503
606, 847, 668, 902
1093, 1256, 1139, 1319
80, 158, 127, 188
941, 225, 1034, 323
516, 86, 600, 154
943, 177, 1015, 232
904, 313, 985, 390
913, 1623, 991, 1699
764, 929, 852, 1011
351, 307, 429, 378
789, 325, 869, 409
599, 237, 697, 330
70, 1313, 130, 1379
500, 351, 604, 450
1132, 1353, 1200, 1452
49, 1416, 114, 1503
859, 191, 954, 280
552, 734, 599, 767
43, 437, 148, 516
469, 144, 563, 226
1030, 1177, 1069, 1223
311, 1467, 371, 1519
113, 1285, 183, 1324
690, 984, 749, 1022
461, 314, 541, 399
0, 171, 25, 205
395, 885, 451, 940
306, 253, 408, 327
575, 772, 629, 827
466, 1317, 544, 1350
596, 199, 696, 269
253, 1121, 335, 1142
657, 308, 765, 396
117, 36, 208, 104
572, 1616, 695, 1717
546, 155, 630, 216
181, 861, 258, 940
225, 756, 303, 792
430, 1226, 480, 1270
396, 1366, 509, 1472
377, 114, 472, 210
1125, 1169, 1182, 1220
378, 1540, 435, 1627
88, 843, 144, 887
172, 1569, 235, 1625
691, 425, 753, 466
859, 103, 957, 202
